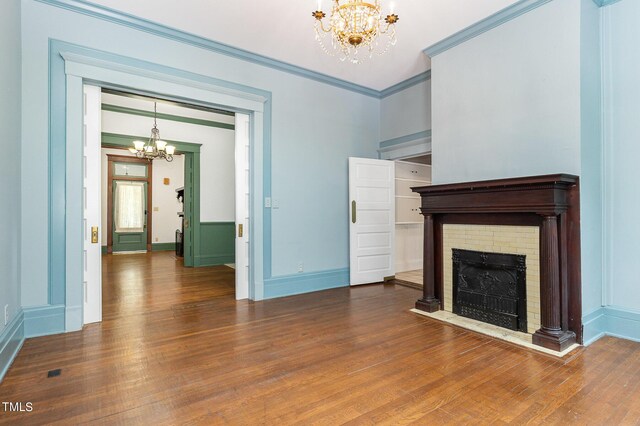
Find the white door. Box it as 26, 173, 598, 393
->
349, 157, 395, 285
235, 113, 250, 299
83, 85, 102, 324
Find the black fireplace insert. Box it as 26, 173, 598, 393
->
452, 249, 527, 332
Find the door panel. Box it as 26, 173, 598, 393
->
349, 157, 395, 285
112, 180, 148, 252
235, 114, 250, 300
83, 84, 102, 324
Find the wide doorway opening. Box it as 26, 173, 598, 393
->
82, 85, 250, 325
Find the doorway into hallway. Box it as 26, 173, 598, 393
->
83, 85, 250, 326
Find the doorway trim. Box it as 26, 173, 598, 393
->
50, 40, 270, 331
106, 154, 153, 253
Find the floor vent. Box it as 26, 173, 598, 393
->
47, 369, 62, 378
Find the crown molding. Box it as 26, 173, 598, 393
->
38, 0, 434, 98
380, 70, 431, 98
101, 104, 235, 130
36, 0, 384, 97
424, 0, 552, 58
592, 0, 623, 6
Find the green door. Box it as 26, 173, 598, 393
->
112, 180, 148, 252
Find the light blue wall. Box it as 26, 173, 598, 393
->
603, 0, 640, 315
431, 0, 582, 184
19, 0, 380, 306
380, 79, 431, 143
579, 0, 603, 318
268, 86, 378, 277
0, 0, 22, 335
0, 0, 24, 380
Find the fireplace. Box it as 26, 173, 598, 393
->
412, 174, 582, 351
452, 249, 527, 333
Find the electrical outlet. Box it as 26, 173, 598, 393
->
272, 199, 280, 209
298, 262, 304, 273
4, 305, 8, 326
265, 197, 272, 208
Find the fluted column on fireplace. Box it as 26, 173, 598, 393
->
532, 215, 576, 351
416, 213, 440, 312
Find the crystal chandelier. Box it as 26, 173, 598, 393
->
129, 102, 175, 162
312, 0, 399, 64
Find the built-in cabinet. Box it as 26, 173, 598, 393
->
395, 161, 431, 273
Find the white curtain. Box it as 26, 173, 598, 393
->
114, 181, 145, 233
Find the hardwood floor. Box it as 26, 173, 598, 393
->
1, 251, 639, 425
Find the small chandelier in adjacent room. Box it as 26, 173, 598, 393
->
130, 102, 175, 162
312, 0, 399, 64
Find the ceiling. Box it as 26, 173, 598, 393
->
88, 0, 519, 90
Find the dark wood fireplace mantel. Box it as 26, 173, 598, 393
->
412, 174, 582, 351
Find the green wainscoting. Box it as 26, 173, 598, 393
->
196, 222, 235, 266
102, 243, 176, 254
152, 243, 177, 252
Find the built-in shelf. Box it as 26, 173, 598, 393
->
395, 161, 431, 207
395, 177, 431, 183
395, 160, 431, 274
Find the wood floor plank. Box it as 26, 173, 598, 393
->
0, 251, 639, 425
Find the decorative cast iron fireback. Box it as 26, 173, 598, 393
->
452, 249, 527, 332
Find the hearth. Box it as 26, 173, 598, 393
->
452, 249, 527, 332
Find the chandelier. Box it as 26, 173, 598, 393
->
129, 102, 175, 162
312, 0, 399, 64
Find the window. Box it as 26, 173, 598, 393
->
114, 162, 147, 178
114, 181, 145, 233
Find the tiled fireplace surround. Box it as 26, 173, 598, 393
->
412, 175, 582, 351
442, 224, 541, 335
